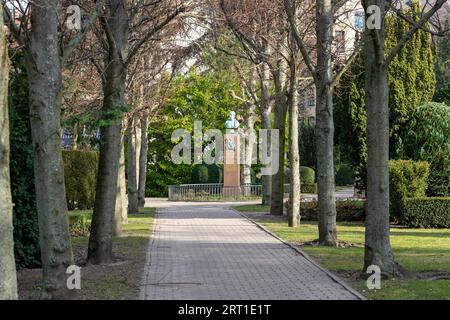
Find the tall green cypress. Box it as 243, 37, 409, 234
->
334, 1, 436, 189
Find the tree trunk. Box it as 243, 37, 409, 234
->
138, 116, 148, 207
315, 0, 337, 246
288, 56, 300, 227
127, 116, 141, 213
24, 0, 74, 299
113, 133, 126, 236
259, 62, 272, 205
88, 0, 128, 265
362, 0, 397, 275
119, 136, 128, 223
0, 17, 18, 300
270, 60, 288, 215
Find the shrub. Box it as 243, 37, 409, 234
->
192, 164, 209, 183
300, 200, 365, 221
301, 183, 317, 194
300, 166, 315, 184
207, 164, 223, 183
389, 160, 429, 219
402, 197, 450, 228
336, 164, 354, 186
146, 162, 192, 197
62, 150, 99, 210
68, 212, 91, 237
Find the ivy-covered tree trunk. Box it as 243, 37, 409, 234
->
88, 0, 128, 265
127, 116, 141, 213
259, 62, 272, 205
315, 0, 337, 245
0, 12, 18, 299
138, 116, 149, 207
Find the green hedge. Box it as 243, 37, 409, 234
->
68, 212, 91, 237
401, 197, 450, 228
336, 164, 354, 186
62, 150, 99, 210
300, 166, 315, 184
299, 200, 365, 221
389, 160, 430, 219
301, 183, 317, 194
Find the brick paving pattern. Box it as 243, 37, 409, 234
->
140, 204, 362, 300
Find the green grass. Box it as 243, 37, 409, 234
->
233, 204, 450, 300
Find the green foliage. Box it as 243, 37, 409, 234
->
335, 164, 354, 186
398, 102, 450, 196
207, 164, 223, 183
68, 212, 91, 237
192, 164, 209, 183
402, 197, 450, 228
62, 150, 99, 210
299, 121, 316, 169
300, 200, 365, 222
8, 51, 41, 268
146, 162, 192, 197
300, 166, 315, 184
147, 65, 242, 196
301, 183, 317, 194
389, 160, 430, 219
433, 21, 450, 105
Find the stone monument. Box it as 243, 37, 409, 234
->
223, 111, 240, 196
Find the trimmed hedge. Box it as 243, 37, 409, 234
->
299, 200, 365, 221
389, 160, 430, 219
300, 166, 315, 184
62, 150, 99, 210
401, 197, 450, 228
68, 212, 91, 237
301, 183, 317, 194
192, 164, 209, 183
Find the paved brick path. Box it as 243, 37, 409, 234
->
140, 202, 363, 300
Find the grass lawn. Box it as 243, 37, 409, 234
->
233, 204, 450, 300
17, 207, 155, 300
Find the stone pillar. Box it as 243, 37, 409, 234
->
223, 132, 240, 197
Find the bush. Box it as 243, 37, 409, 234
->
401, 197, 450, 228
146, 162, 192, 197
207, 164, 223, 183
300, 200, 365, 221
192, 164, 209, 183
62, 150, 99, 210
68, 212, 91, 237
389, 160, 430, 219
336, 164, 354, 186
301, 183, 317, 194
300, 166, 315, 184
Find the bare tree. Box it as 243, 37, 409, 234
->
361, 0, 447, 276
0, 4, 18, 299
284, 0, 360, 245
2, 0, 98, 298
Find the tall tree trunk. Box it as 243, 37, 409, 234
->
138, 116, 148, 207
259, 62, 272, 205
0, 17, 18, 300
24, 0, 74, 299
127, 115, 141, 213
362, 0, 397, 275
113, 133, 126, 236
88, 0, 128, 265
315, 0, 337, 246
242, 69, 257, 193
270, 59, 288, 215
119, 135, 128, 223
288, 56, 300, 227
